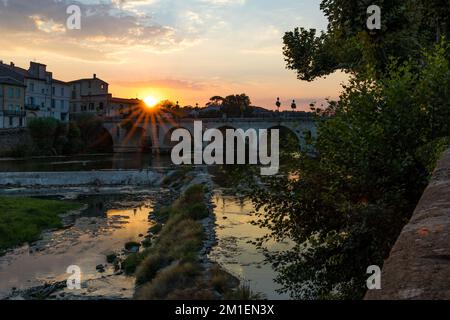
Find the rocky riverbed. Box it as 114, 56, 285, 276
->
0, 187, 174, 300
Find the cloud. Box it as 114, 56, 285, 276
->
115, 78, 209, 91
0, 0, 192, 61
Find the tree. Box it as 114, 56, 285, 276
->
206, 96, 225, 106
222, 94, 253, 117
283, 0, 450, 81
27, 118, 60, 155
249, 43, 449, 299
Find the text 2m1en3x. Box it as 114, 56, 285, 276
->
175, 304, 275, 318
219, 304, 275, 316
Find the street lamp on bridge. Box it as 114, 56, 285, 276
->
275, 97, 281, 112
291, 100, 297, 112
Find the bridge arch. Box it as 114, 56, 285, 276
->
268, 125, 302, 152
89, 127, 114, 153
102, 123, 148, 153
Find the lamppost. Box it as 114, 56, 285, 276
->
291, 99, 297, 112
275, 97, 281, 120
174, 101, 180, 122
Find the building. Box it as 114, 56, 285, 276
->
69, 74, 110, 118
0, 61, 71, 122
0, 76, 26, 129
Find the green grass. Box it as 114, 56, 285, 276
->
0, 196, 82, 253
131, 184, 245, 300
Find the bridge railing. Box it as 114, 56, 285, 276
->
104, 114, 315, 124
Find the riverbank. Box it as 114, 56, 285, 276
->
0, 196, 83, 255
1, 189, 167, 300
0, 165, 280, 300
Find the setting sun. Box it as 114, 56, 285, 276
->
144, 96, 158, 108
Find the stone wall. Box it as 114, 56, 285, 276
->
0, 170, 163, 187
0, 128, 32, 155
365, 149, 450, 300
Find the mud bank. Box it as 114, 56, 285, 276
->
0, 170, 163, 187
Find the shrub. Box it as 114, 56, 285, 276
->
149, 223, 163, 235
135, 262, 200, 300
141, 238, 152, 248
186, 203, 210, 220
210, 266, 236, 294
135, 252, 171, 286
153, 207, 175, 222
224, 282, 264, 300
122, 252, 145, 275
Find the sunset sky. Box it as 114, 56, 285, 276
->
0, 0, 347, 110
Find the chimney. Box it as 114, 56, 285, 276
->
93, 74, 97, 79
10, 62, 14, 67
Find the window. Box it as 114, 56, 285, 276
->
88, 81, 92, 89
9, 117, 13, 126
52, 87, 55, 95
8, 88, 14, 98
89, 103, 94, 110
61, 87, 64, 96
30, 82, 35, 92
52, 99, 55, 108
19, 117, 23, 127
29, 97, 35, 106
99, 102, 104, 110
16, 88, 21, 99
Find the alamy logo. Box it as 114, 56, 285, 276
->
66, 265, 81, 290
66, 5, 81, 30
367, 5, 381, 30
171, 121, 280, 176
366, 265, 381, 290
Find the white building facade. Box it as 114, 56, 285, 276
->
0, 61, 71, 123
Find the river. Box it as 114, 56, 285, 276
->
0, 154, 290, 300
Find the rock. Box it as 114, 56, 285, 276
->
96, 264, 105, 273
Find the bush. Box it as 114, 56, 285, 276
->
135, 262, 200, 300
27, 118, 60, 155
210, 265, 239, 294
186, 203, 210, 220
224, 282, 264, 300
149, 223, 163, 235
122, 252, 145, 275
135, 252, 171, 286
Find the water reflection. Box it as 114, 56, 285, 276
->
0, 153, 174, 172
209, 191, 291, 300
0, 195, 154, 299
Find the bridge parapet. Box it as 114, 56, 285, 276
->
103, 116, 317, 153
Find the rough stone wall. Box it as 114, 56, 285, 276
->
0, 128, 32, 155
366, 149, 450, 300
0, 170, 163, 186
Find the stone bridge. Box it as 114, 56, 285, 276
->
103, 116, 317, 153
